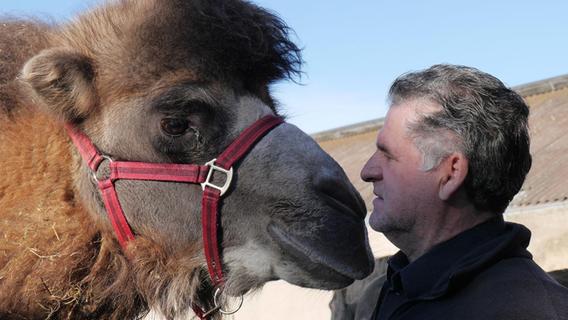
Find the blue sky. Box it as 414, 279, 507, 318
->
3, 0, 568, 133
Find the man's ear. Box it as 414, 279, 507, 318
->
438, 152, 468, 201
21, 48, 97, 122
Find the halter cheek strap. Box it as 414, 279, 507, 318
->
64, 127, 210, 248
65, 115, 283, 317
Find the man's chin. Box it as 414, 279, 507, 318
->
368, 211, 386, 232
369, 211, 405, 234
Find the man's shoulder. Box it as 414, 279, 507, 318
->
471, 257, 567, 292
457, 257, 568, 319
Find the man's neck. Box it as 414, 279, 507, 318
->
386, 207, 495, 263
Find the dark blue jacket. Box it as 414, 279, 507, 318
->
370, 217, 568, 320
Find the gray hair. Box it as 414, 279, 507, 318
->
388, 64, 531, 214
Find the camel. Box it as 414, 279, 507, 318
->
0, 0, 374, 319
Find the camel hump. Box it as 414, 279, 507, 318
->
0, 20, 49, 84
0, 20, 49, 115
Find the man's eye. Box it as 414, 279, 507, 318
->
160, 118, 189, 136
380, 151, 393, 161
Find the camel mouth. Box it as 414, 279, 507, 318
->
267, 220, 374, 289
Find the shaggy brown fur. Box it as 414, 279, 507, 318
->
1, 0, 302, 319
0, 109, 214, 319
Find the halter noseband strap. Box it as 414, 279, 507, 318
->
65, 115, 283, 293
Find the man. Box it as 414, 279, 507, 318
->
331, 64, 568, 320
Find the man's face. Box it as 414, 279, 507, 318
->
361, 100, 442, 235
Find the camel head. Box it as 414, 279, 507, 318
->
20, 0, 373, 306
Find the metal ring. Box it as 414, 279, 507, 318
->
91, 155, 114, 182
213, 287, 244, 315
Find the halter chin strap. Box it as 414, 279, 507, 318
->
65, 115, 283, 309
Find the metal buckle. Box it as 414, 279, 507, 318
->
201, 159, 233, 196
92, 155, 114, 182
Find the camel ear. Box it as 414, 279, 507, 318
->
21, 48, 97, 122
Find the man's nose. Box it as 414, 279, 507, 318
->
360, 152, 382, 182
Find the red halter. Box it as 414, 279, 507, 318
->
65, 115, 283, 291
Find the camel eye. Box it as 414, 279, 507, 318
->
160, 118, 189, 136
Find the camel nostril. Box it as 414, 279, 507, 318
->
314, 177, 367, 219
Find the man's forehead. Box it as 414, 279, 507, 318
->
376, 101, 429, 149
376, 128, 386, 145
379, 106, 411, 141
